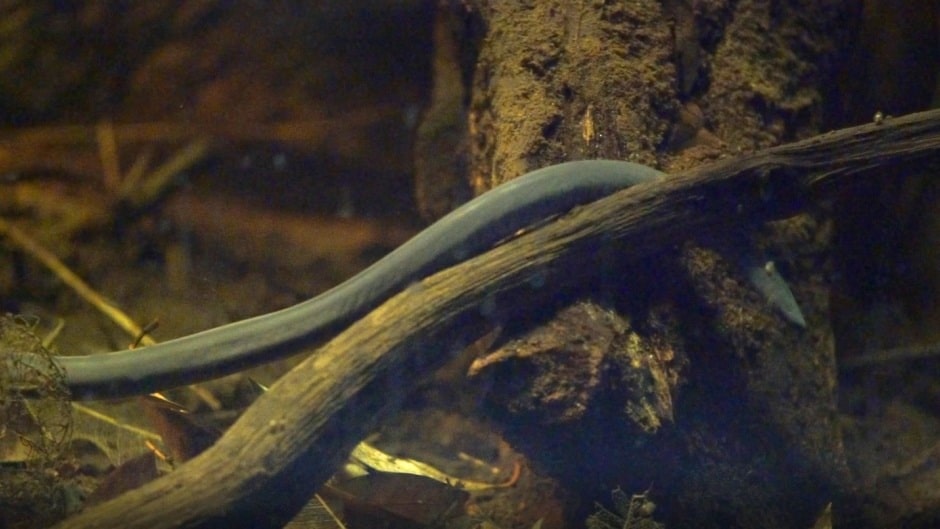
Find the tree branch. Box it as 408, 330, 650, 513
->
55, 109, 940, 529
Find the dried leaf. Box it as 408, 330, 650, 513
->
83, 451, 158, 506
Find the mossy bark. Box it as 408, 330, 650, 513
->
464, 1, 858, 527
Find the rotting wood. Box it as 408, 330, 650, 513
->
52, 109, 940, 529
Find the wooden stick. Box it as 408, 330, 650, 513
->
53, 109, 940, 529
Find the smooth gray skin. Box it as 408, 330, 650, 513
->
47, 160, 804, 399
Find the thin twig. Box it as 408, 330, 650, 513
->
840, 342, 940, 369
0, 218, 154, 346
0, 219, 221, 409
0, 107, 397, 145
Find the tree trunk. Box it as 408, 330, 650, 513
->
462, 1, 859, 527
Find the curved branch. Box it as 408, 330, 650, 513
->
55, 109, 940, 529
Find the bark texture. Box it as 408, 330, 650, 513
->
464, 1, 859, 526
